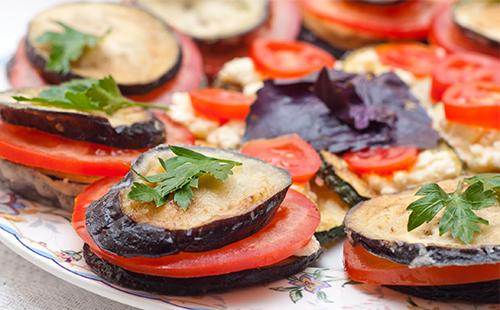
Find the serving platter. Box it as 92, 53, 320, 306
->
0, 183, 489, 309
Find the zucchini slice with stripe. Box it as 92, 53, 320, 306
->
26, 3, 182, 95
135, 0, 269, 42
453, 0, 500, 49
0, 89, 165, 149
86, 145, 292, 257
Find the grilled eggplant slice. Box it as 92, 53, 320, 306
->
312, 182, 349, 245
0, 89, 165, 149
26, 3, 181, 95
135, 0, 268, 43
83, 241, 321, 295
0, 159, 85, 210
319, 151, 373, 207
345, 178, 500, 267
86, 145, 292, 257
453, 0, 500, 49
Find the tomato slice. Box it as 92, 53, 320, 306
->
429, 4, 499, 58
302, 0, 445, 39
240, 134, 321, 183
8, 33, 203, 103
375, 43, 446, 77
344, 242, 500, 286
202, 0, 302, 77
443, 82, 500, 130
73, 178, 320, 278
431, 52, 500, 102
343, 147, 418, 175
0, 116, 193, 176
250, 39, 335, 79
189, 88, 255, 121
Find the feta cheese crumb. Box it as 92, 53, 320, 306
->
216, 57, 263, 95
206, 120, 245, 149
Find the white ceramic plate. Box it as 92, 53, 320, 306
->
0, 189, 489, 310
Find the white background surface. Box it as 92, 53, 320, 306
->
0, 1, 135, 309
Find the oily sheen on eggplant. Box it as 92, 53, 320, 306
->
134, 0, 269, 42
83, 243, 321, 295
344, 178, 500, 267
86, 145, 292, 257
0, 89, 165, 149
26, 3, 182, 95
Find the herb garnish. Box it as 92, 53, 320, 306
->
37, 21, 101, 73
13, 76, 168, 115
128, 146, 242, 210
407, 174, 499, 244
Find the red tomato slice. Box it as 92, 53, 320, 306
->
8, 33, 203, 103
343, 147, 418, 175
431, 52, 500, 102
443, 82, 500, 130
189, 88, 255, 121
240, 134, 321, 183
429, 4, 499, 58
250, 39, 335, 79
73, 178, 320, 278
375, 43, 446, 77
0, 116, 193, 176
302, 0, 445, 39
202, 0, 301, 77
344, 242, 500, 286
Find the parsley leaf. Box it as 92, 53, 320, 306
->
128, 146, 242, 209
37, 21, 101, 74
12, 76, 168, 115
407, 174, 499, 244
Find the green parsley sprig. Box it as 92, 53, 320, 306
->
128, 146, 242, 210
407, 173, 500, 244
37, 21, 102, 74
13, 76, 168, 115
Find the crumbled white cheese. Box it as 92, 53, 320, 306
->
168, 92, 219, 139
216, 57, 263, 95
432, 104, 500, 172
206, 120, 245, 149
364, 148, 462, 195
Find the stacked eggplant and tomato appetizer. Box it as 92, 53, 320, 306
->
0, 76, 192, 210
344, 174, 499, 303
72, 145, 321, 295
133, 0, 302, 78
7, 2, 204, 103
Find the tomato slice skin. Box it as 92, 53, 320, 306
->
443, 82, 500, 130
8, 33, 203, 103
250, 39, 335, 79
344, 242, 500, 286
0, 116, 193, 176
189, 88, 255, 121
241, 134, 321, 183
302, 0, 445, 39
375, 43, 446, 77
431, 52, 500, 102
73, 179, 320, 278
429, 5, 499, 58
202, 0, 302, 77
343, 147, 418, 175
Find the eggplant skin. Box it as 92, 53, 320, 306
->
315, 226, 345, 246
0, 159, 85, 210
86, 145, 291, 257
298, 26, 346, 59
387, 280, 500, 304
347, 230, 500, 267
0, 106, 165, 150
24, 34, 182, 97
83, 243, 321, 295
